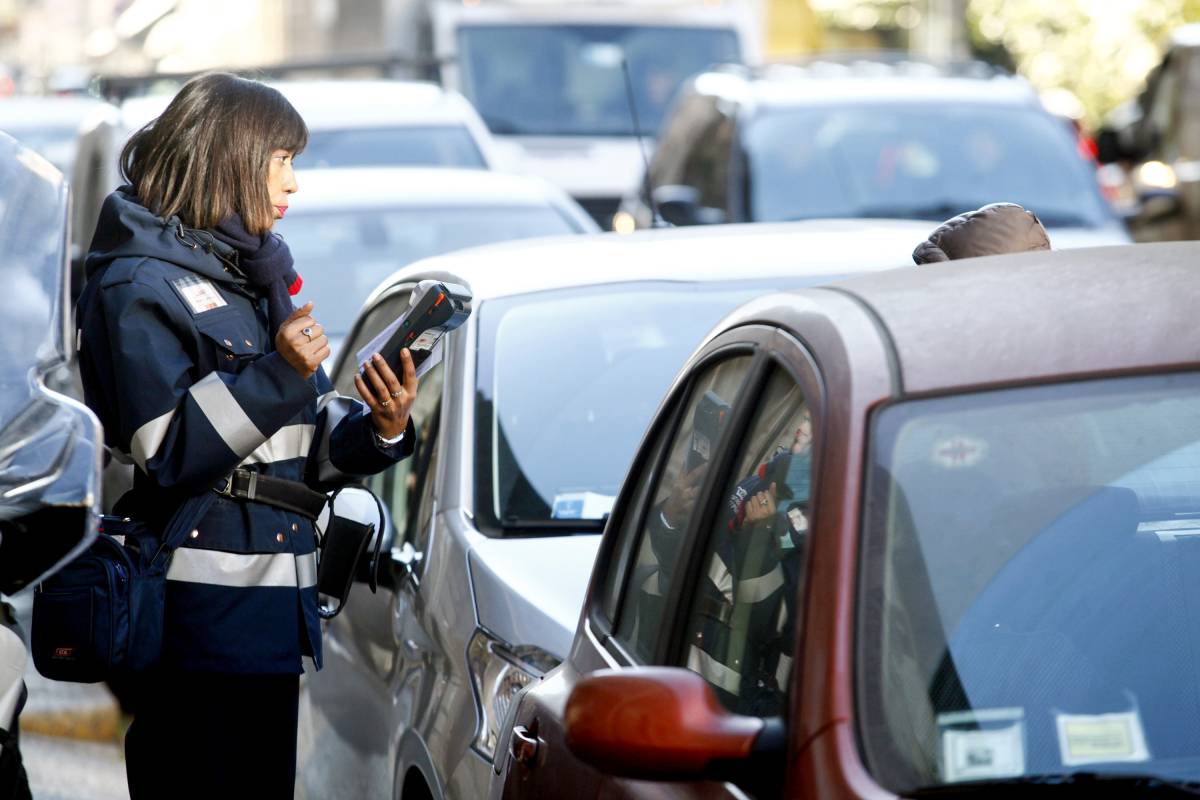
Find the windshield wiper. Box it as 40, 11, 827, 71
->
500, 517, 607, 533
910, 772, 1200, 797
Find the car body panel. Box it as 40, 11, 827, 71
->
470, 535, 604, 661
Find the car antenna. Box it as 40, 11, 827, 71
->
621, 56, 664, 228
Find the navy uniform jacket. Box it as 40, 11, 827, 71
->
77, 188, 413, 675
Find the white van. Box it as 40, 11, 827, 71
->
391, 0, 763, 227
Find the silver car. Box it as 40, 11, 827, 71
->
297, 219, 929, 799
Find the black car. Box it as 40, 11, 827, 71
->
618, 57, 1130, 249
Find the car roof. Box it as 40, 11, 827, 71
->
690, 60, 1040, 110
364, 218, 930, 306
0, 96, 113, 128
288, 167, 578, 210
820, 243, 1199, 394
118, 79, 479, 132
268, 80, 481, 128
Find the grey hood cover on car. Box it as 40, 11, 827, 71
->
913, 202, 1052, 264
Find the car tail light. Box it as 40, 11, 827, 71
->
466, 627, 559, 761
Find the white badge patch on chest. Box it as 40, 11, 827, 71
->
172, 275, 228, 314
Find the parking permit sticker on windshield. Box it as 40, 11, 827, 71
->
551, 492, 615, 520
1056, 710, 1150, 767
938, 708, 1025, 783
931, 435, 988, 469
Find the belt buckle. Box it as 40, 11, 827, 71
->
216, 474, 235, 498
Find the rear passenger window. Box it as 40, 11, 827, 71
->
613, 355, 754, 662
677, 366, 813, 717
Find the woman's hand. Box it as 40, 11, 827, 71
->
276, 302, 328, 379
744, 481, 777, 525
355, 350, 418, 440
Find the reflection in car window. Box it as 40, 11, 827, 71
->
457, 25, 740, 137
745, 105, 1112, 228
300, 126, 487, 169
679, 367, 812, 716
613, 356, 753, 662
276, 205, 579, 336
859, 372, 1200, 792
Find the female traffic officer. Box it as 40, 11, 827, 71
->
76, 72, 417, 798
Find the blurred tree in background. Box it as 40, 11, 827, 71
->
968, 0, 1200, 128
807, 0, 1200, 129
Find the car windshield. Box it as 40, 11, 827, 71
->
458, 25, 740, 136
859, 372, 1200, 792
276, 204, 578, 336
299, 126, 486, 169
474, 280, 806, 534
746, 104, 1112, 229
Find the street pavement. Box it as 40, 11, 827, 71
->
23, 733, 128, 800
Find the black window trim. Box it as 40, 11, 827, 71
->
662, 328, 827, 674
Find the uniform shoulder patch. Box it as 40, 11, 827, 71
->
169, 275, 228, 315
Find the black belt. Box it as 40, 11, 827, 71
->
215, 469, 328, 520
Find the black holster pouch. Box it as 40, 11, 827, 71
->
316, 486, 386, 620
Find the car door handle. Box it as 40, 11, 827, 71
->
511, 725, 539, 765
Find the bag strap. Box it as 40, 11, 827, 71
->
149, 491, 219, 570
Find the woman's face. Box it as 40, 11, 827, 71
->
267, 149, 298, 224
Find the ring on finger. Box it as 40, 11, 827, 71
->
390, 390, 402, 398
759, 497, 768, 506
302, 326, 314, 341
380, 399, 392, 408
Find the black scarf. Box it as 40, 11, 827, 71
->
209, 215, 302, 336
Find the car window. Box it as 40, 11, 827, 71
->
300, 126, 487, 169
457, 25, 740, 137
277, 204, 580, 337
677, 366, 813, 717
368, 359, 444, 553
858, 372, 1200, 792
612, 355, 755, 662
335, 291, 412, 397
744, 104, 1113, 229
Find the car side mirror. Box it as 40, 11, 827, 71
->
651, 186, 727, 227
564, 667, 778, 781
652, 185, 701, 226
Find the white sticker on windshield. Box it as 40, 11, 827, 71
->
1056, 710, 1150, 767
938, 708, 1025, 783
931, 435, 988, 469
551, 491, 615, 521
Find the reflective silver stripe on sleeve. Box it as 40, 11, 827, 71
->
130, 408, 175, 470
687, 644, 741, 695
188, 372, 266, 458
166, 549, 316, 588
314, 392, 360, 483
775, 653, 794, 689
239, 424, 316, 466
736, 565, 785, 604
707, 554, 734, 604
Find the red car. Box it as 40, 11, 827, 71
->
489, 243, 1200, 798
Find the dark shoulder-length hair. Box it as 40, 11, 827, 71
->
120, 72, 307, 236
